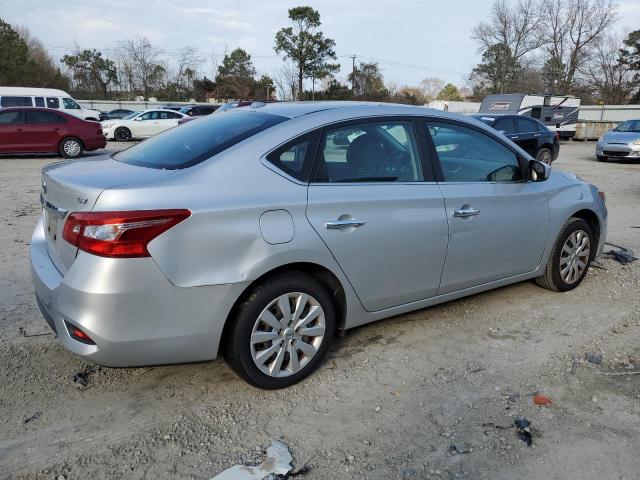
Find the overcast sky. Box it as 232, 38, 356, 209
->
3, 0, 640, 88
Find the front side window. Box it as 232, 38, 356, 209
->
1, 96, 32, 107
27, 110, 66, 124
0, 111, 24, 124
115, 110, 288, 169
46, 97, 60, 108
62, 98, 80, 110
140, 111, 157, 120
314, 120, 423, 183
426, 121, 522, 183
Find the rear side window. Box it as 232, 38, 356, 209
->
0, 110, 24, 124
115, 111, 288, 169
1, 96, 32, 107
516, 117, 539, 133
266, 132, 319, 181
34, 97, 45, 107
27, 110, 66, 124
314, 120, 423, 183
47, 97, 60, 108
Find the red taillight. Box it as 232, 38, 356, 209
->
62, 209, 191, 258
598, 190, 606, 203
555, 131, 560, 140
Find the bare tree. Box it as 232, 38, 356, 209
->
117, 38, 164, 99
273, 61, 298, 100
419, 77, 445, 102
171, 46, 199, 100
584, 34, 635, 103
541, 0, 618, 92
472, 0, 545, 61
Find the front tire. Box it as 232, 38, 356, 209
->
223, 272, 336, 389
535, 218, 594, 292
114, 127, 132, 142
536, 147, 553, 164
58, 137, 84, 159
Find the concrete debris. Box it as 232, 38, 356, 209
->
211, 440, 294, 480
585, 352, 603, 365
72, 366, 100, 388
514, 417, 532, 446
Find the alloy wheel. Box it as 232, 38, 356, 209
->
559, 229, 590, 284
63, 140, 81, 157
250, 292, 326, 378
539, 149, 552, 163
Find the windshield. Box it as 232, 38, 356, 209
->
114, 110, 288, 169
122, 112, 139, 120
613, 120, 640, 133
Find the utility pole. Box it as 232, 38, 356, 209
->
350, 55, 357, 96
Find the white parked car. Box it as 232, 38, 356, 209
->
0, 87, 102, 121
102, 109, 188, 141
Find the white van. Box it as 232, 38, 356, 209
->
0, 87, 102, 121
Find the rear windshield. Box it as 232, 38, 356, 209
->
114, 110, 287, 169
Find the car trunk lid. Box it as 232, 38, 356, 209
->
41, 155, 175, 273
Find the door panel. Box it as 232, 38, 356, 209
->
437, 182, 549, 293
306, 184, 449, 311
424, 118, 550, 294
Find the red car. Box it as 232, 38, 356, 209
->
0, 107, 106, 158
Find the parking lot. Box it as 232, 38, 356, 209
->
0, 141, 638, 479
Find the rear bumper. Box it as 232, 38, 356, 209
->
30, 216, 248, 367
84, 136, 107, 151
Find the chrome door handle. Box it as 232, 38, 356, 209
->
325, 220, 366, 229
453, 207, 480, 218
509, 135, 519, 139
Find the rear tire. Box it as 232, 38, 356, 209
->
223, 272, 336, 389
536, 147, 553, 164
596, 155, 607, 162
535, 218, 594, 292
114, 127, 132, 142
58, 137, 84, 159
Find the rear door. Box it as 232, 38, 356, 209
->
305, 118, 449, 312
23, 110, 67, 152
514, 117, 539, 156
0, 110, 25, 152
423, 119, 549, 294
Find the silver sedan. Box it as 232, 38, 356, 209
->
31, 102, 607, 389
595, 119, 640, 161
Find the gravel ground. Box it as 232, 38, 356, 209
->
0, 141, 638, 480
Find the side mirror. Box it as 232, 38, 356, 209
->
529, 159, 551, 182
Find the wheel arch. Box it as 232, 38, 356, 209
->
220, 262, 348, 351
570, 208, 601, 255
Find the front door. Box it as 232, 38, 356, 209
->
306, 118, 449, 312
0, 110, 25, 152
423, 119, 549, 294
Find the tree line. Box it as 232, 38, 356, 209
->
469, 0, 640, 103
1, 2, 639, 104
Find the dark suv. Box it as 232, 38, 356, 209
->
470, 114, 560, 163
179, 104, 218, 117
